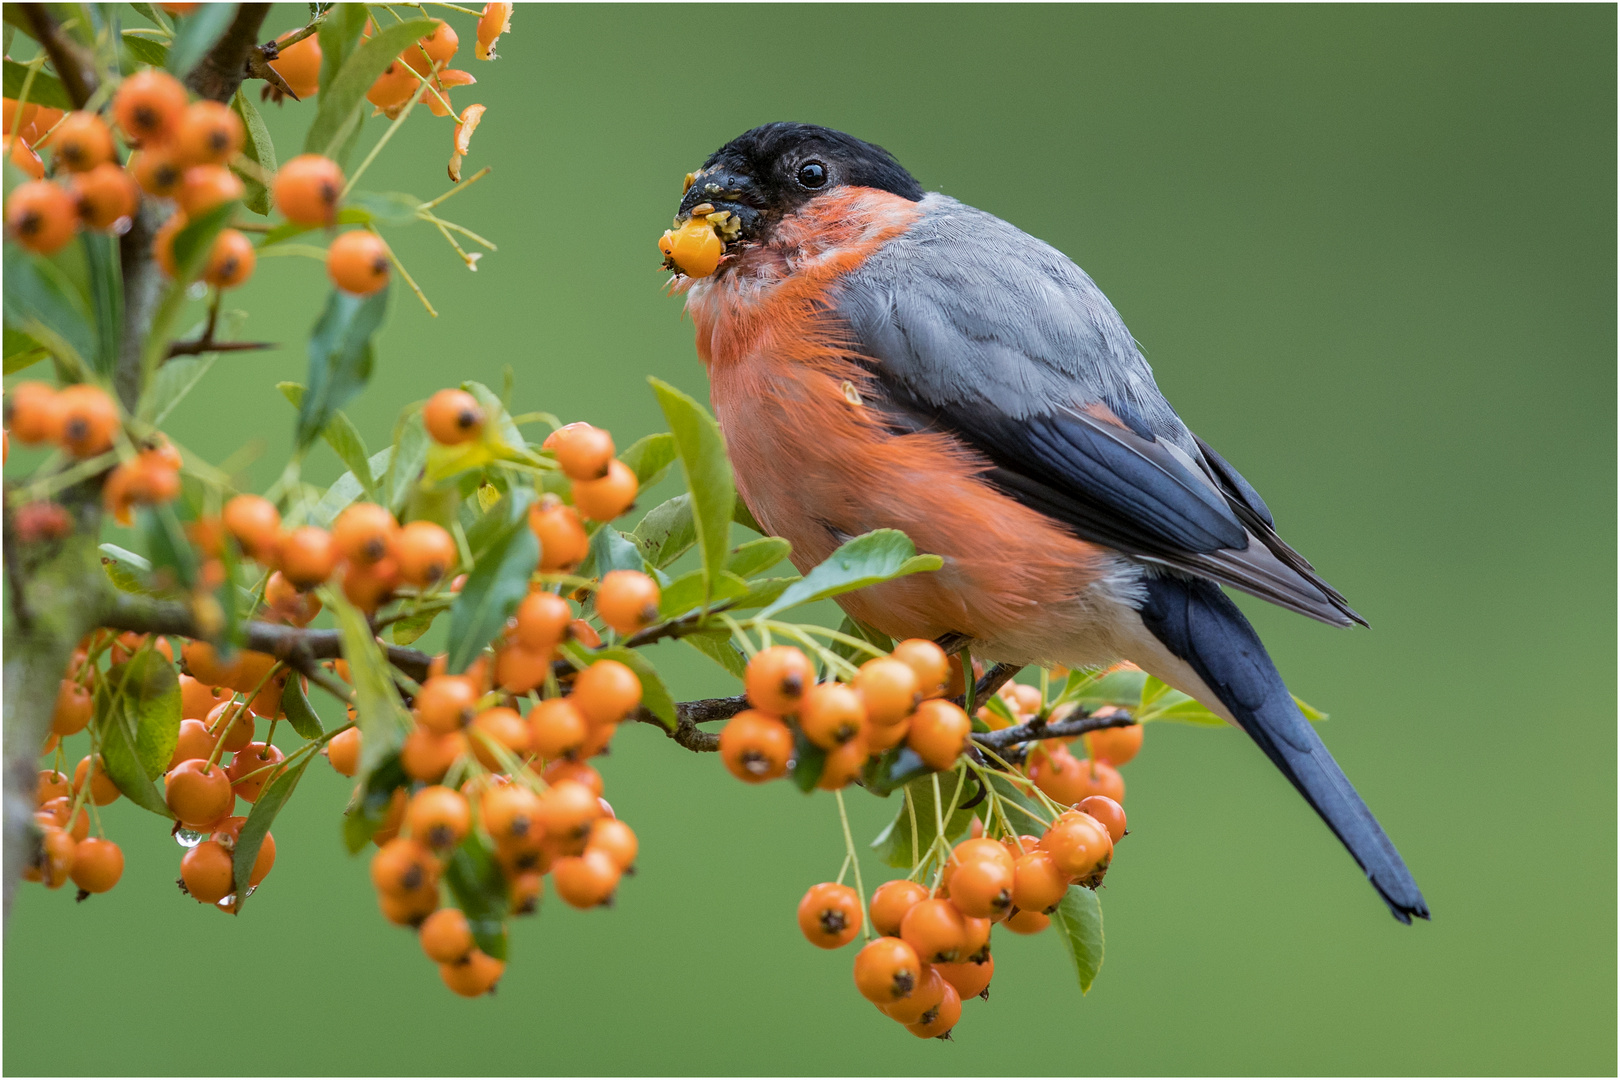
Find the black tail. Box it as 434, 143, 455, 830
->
1138, 574, 1429, 923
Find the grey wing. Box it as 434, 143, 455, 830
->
837, 195, 1365, 628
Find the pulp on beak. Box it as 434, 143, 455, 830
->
658, 215, 724, 279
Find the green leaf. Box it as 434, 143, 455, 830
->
830, 616, 893, 667
332, 593, 412, 778
2, 59, 73, 109
2, 247, 94, 374
870, 770, 975, 869
80, 232, 122, 379
657, 568, 748, 620
231, 88, 276, 215
4, 325, 47, 374
758, 529, 941, 619
443, 833, 510, 960
280, 676, 325, 740
343, 753, 406, 853
1050, 885, 1105, 995
726, 536, 791, 579
390, 609, 437, 645
630, 494, 696, 569
681, 630, 747, 680
346, 190, 421, 226
462, 380, 525, 449
137, 503, 198, 590
729, 575, 796, 611
312, 447, 392, 528
649, 377, 734, 605
295, 285, 389, 451
790, 727, 827, 793
1135, 675, 1226, 727
1295, 696, 1328, 722
100, 546, 162, 597
461, 485, 529, 560
733, 498, 764, 534
304, 16, 438, 159
562, 642, 676, 729
94, 651, 181, 818
582, 525, 644, 580
171, 200, 238, 281
384, 409, 428, 514
121, 31, 169, 68
231, 750, 313, 910
317, 2, 369, 95
445, 490, 537, 673
618, 431, 676, 489
164, 2, 238, 75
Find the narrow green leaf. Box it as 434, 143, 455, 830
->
733, 498, 764, 534
94, 652, 181, 818
582, 526, 644, 580
444, 834, 510, 960
657, 568, 748, 620
445, 491, 537, 673
390, 609, 437, 645
648, 377, 733, 604
563, 642, 676, 730
2, 59, 73, 109
870, 770, 975, 869
346, 190, 421, 226
384, 411, 428, 515
312, 447, 392, 528
80, 232, 122, 379
4, 325, 47, 374
164, 2, 238, 75
618, 431, 676, 489
681, 630, 747, 679
296, 285, 389, 450
317, 2, 370, 94
2, 247, 95, 373
304, 17, 438, 158
121, 31, 169, 68
280, 676, 324, 740
790, 727, 827, 793
726, 536, 791, 579
759, 529, 941, 619
1135, 675, 1226, 726
137, 503, 198, 590
343, 753, 406, 853
331, 593, 411, 778
231, 750, 313, 909
1050, 885, 1105, 995
231, 87, 276, 215
1294, 696, 1329, 722
461, 486, 530, 560
630, 494, 695, 569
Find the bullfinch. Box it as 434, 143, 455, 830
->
662, 122, 1427, 924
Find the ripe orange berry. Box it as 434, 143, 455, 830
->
341, 556, 399, 612
535, 778, 602, 842
881, 963, 948, 1025
658, 217, 724, 278
745, 645, 814, 716
906, 699, 971, 771
468, 705, 529, 769
543, 758, 603, 796
206, 699, 257, 751
1072, 757, 1126, 804
595, 570, 659, 636
73, 754, 120, 806
114, 69, 187, 145
492, 641, 548, 694
202, 227, 255, 289
719, 709, 793, 782
131, 146, 185, 198
403, 20, 459, 75
37, 798, 88, 842
37, 768, 72, 806
373, 786, 409, 847
1003, 907, 1050, 934
56, 384, 119, 457
51, 111, 115, 172
480, 783, 543, 848
947, 853, 1016, 921
395, 520, 456, 585
935, 951, 994, 1001
514, 591, 571, 651
571, 458, 637, 520
278, 525, 337, 588
222, 494, 281, 559
225, 741, 284, 802
869, 878, 929, 938
528, 697, 587, 759
269, 30, 322, 99
816, 734, 870, 790
168, 718, 218, 771
798, 681, 868, 750
405, 785, 470, 849
423, 388, 483, 445
567, 619, 601, 649
797, 882, 863, 949
1078, 794, 1127, 843
853, 656, 921, 726
5, 381, 63, 445
174, 100, 243, 165
853, 936, 922, 1005
166, 758, 233, 830
890, 639, 950, 698
1027, 742, 1090, 805
585, 817, 638, 871
439, 950, 504, 997
176, 163, 245, 216
326, 229, 391, 295
181, 839, 235, 903
399, 727, 463, 783
529, 496, 588, 569
414, 674, 479, 734
1040, 810, 1114, 879
69, 837, 124, 894
1085, 725, 1141, 773
1011, 849, 1070, 914
263, 570, 322, 626
326, 725, 361, 776
370, 836, 439, 897
550, 423, 615, 481
365, 61, 416, 110
6, 180, 79, 254
476, 2, 512, 59
419, 906, 474, 963
906, 980, 962, 1040
900, 897, 970, 964
52, 679, 92, 736
378, 885, 437, 927
273, 153, 344, 225
332, 502, 397, 566
572, 659, 642, 725
552, 848, 620, 909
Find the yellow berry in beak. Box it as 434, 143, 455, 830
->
659, 217, 724, 278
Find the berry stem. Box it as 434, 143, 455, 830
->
833, 790, 871, 942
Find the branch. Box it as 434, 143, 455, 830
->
182, 3, 272, 103
961, 662, 1021, 709
972, 709, 1138, 753
21, 5, 97, 108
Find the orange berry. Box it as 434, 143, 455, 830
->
585, 817, 637, 871
130, 148, 184, 201
1084, 722, 1143, 767
853, 656, 920, 726
552, 848, 620, 909
66, 836, 122, 894
269, 30, 322, 99
341, 556, 398, 612
744, 645, 814, 716
332, 502, 398, 566
326, 725, 361, 777
414, 675, 479, 734
113, 69, 187, 145
405, 785, 470, 850
165, 759, 233, 830
528, 697, 587, 759
798, 882, 863, 949
326, 229, 390, 295
935, 951, 994, 1001
535, 778, 602, 843
816, 734, 870, 790
37, 769, 72, 806
5, 381, 63, 445
1011, 849, 1070, 914
378, 885, 437, 927
222, 494, 281, 559
225, 741, 284, 802
468, 706, 529, 769
423, 388, 483, 445
403, 20, 459, 75
798, 681, 868, 750
543, 758, 603, 796
273, 153, 344, 225
38, 798, 89, 842
278, 525, 337, 588
900, 897, 970, 964
56, 384, 119, 457
906, 699, 971, 771
50, 111, 115, 172
595, 570, 659, 636
439, 950, 504, 997
1003, 907, 1050, 934
658, 217, 723, 278
853, 936, 922, 1005
493, 641, 549, 694
891, 639, 950, 698
176, 163, 244, 216
529, 495, 588, 570
365, 61, 416, 110
206, 699, 257, 751
946, 853, 1015, 921
879, 962, 947, 1025
905, 979, 962, 1039
6, 180, 79, 254
550, 423, 615, 481
169, 719, 219, 773
400, 727, 463, 783
476, 2, 512, 60
567, 619, 601, 649
73, 754, 120, 806
5, 132, 44, 179
1072, 757, 1126, 804
572, 659, 641, 725
480, 783, 543, 848
869, 878, 929, 938
174, 100, 243, 165
1078, 794, 1127, 843
180, 839, 235, 903
571, 458, 637, 520
1039, 810, 1114, 879
1026, 742, 1088, 805
419, 907, 473, 963
718, 709, 793, 783
395, 520, 456, 585
370, 836, 439, 897
202, 227, 254, 288
514, 591, 571, 651
51, 679, 92, 736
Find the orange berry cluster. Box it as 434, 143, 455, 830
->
719, 639, 970, 787
987, 678, 1139, 807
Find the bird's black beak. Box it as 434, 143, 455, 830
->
674, 166, 762, 246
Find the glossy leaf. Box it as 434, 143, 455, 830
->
305, 17, 438, 158
445, 490, 537, 673
682, 629, 748, 680
121, 32, 168, 67
164, 2, 237, 74
619, 431, 676, 489
729, 576, 797, 611
137, 503, 198, 590
1050, 884, 1105, 995
790, 727, 827, 793
313, 447, 392, 528
2, 247, 94, 373
649, 378, 733, 604
80, 231, 121, 379
657, 568, 748, 620
332, 594, 412, 778
630, 494, 695, 569
2, 59, 73, 109
726, 536, 791, 579
384, 410, 429, 514
95, 651, 181, 817
231, 87, 276, 215
295, 285, 389, 451
758, 529, 941, 618
870, 769, 975, 869
1136, 676, 1226, 727
582, 525, 644, 580
342, 753, 407, 854
280, 676, 325, 740
316, 2, 369, 94
444, 833, 510, 961
231, 749, 314, 909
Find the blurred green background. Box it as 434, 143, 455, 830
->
5, 3, 1614, 1075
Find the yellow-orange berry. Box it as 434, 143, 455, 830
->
798, 882, 863, 949
891, 638, 950, 698
51, 111, 115, 172
269, 30, 322, 99
176, 164, 244, 216
71, 163, 139, 231
718, 709, 792, 783
595, 570, 659, 636
5, 381, 63, 446
550, 423, 615, 481
6, 180, 79, 254
419, 907, 473, 963
1078, 794, 1127, 843
405, 785, 470, 849
572, 659, 641, 725
529, 496, 588, 570
744, 645, 814, 716
869, 878, 929, 938
113, 69, 187, 146
585, 817, 637, 871
202, 228, 255, 289
514, 591, 571, 651
906, 699, 971, 771
326, 725, 361, 776
423, 388, 483, 445
69, 836, 124, 893
439, 950, 504, 997
278, 526, 337, 588
658, 218, 723, 278
327, 230, 390, 295
395, 520, 457, 585
181, 839, 235, 903
273, 153, 344, 225
552, 848, 620, 909
332, 501, 398, 566
853, 936, 921, 1005
528, 697, 587, 760
56, 384, 119, 457
222, 494, 280, 559
468, 706, 529, 769
799, 681, 868, 750
571, 459, 637, 521
174, 100, 243, 165
854, 656, 921, 726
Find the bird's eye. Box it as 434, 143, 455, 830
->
796, 161, 827, 189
